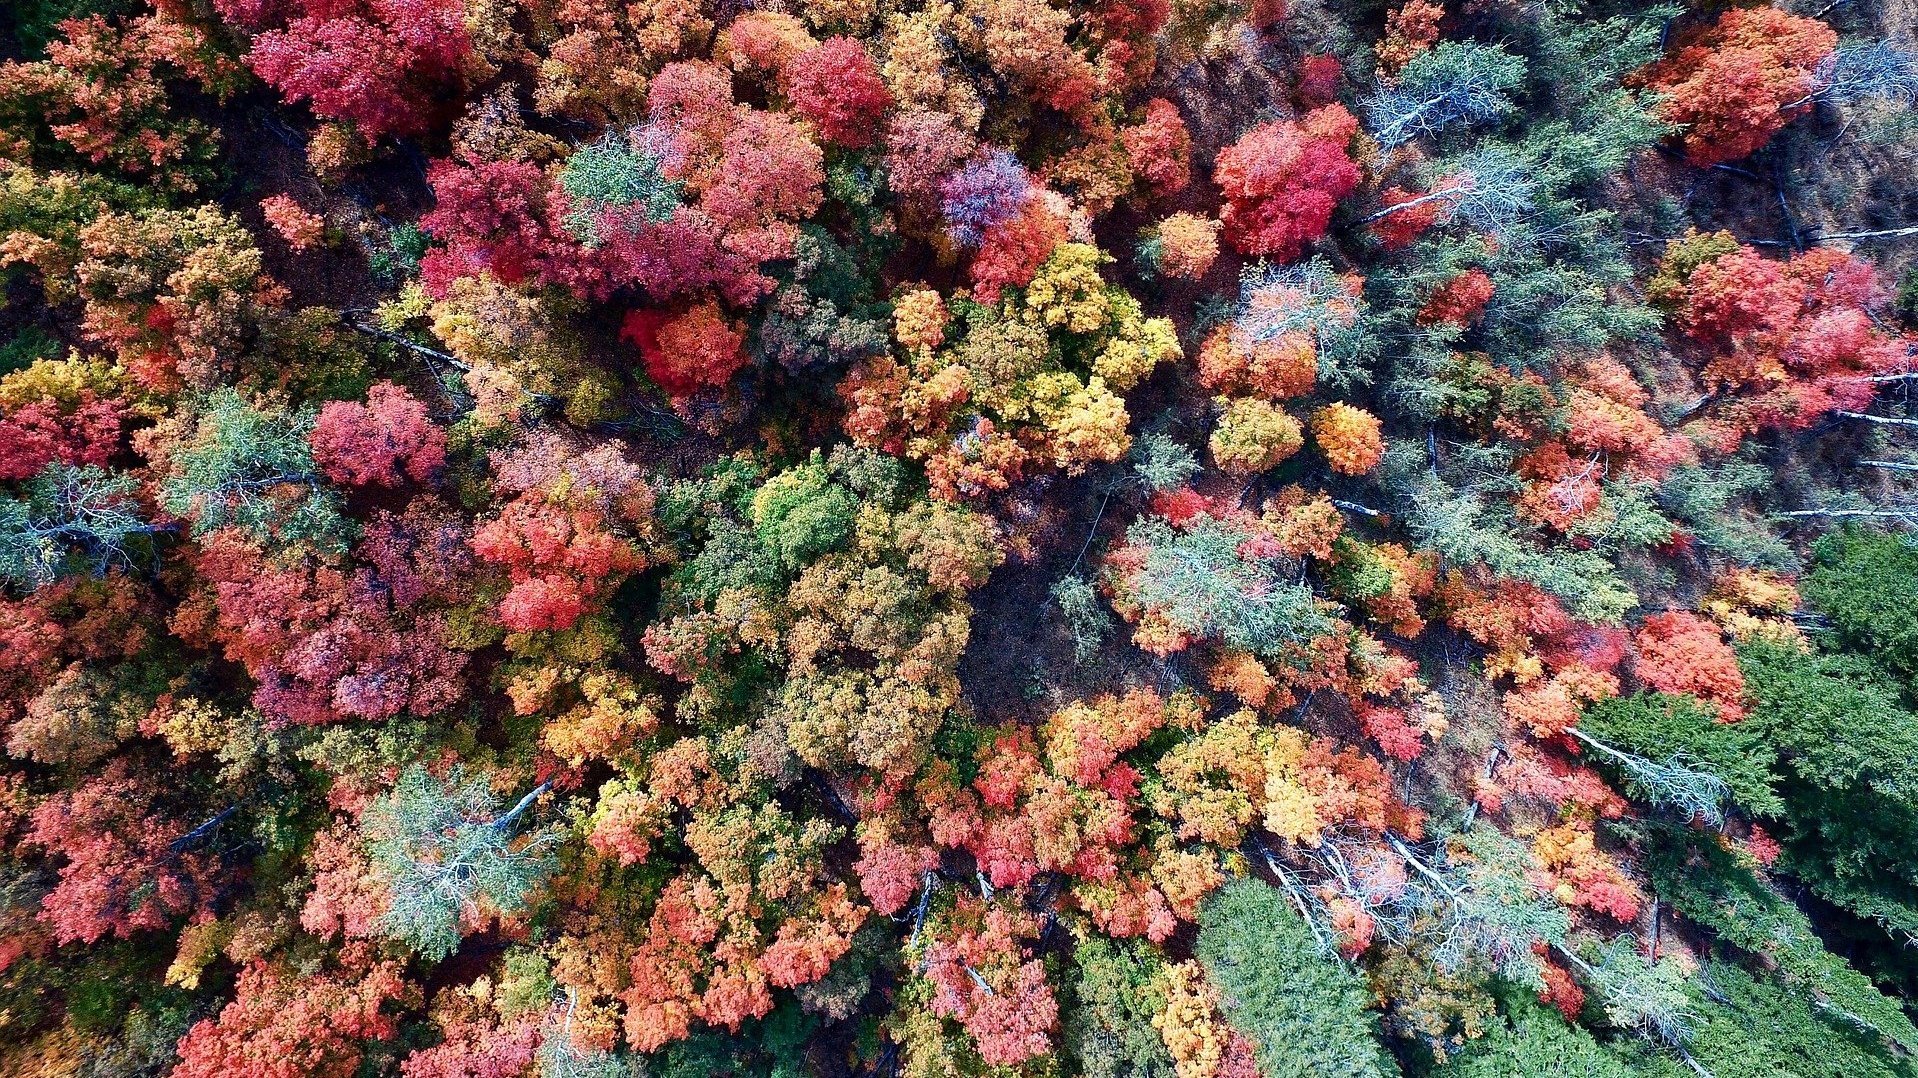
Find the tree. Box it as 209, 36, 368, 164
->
1195, 879, 1398, 1078
362, 765, 558, 961
155, 388, 350, 550
1143, 213, 1220, 280
1417, 268, 1494, 327
0, 465, 155, 589
73, 206, 277, 391
1738, 639, 1918, 935
1811, 42, 1918, 108
238, 0, 473, 140
941, 150, 1032, 248
1803, 528, 1918, 690
1066, 936, 1179, 1078
1377, 0, 1443, 76
1631, 613, 1745, 723
257, 198, 323, 259
1121, 99, 1192, 198
621, 301, 748, 398
471, 436, 657, 634
917, 896, 1060, 1066
173, 950, 412, 1078
418, 158, 580, 298
1152, 959, 1260, 1078
309, 382, 446, 488
1630, 8, 1837, 166
1636, 819, 1918, 1056
1104, 505, 1334, 661
1310, 404, 1386, 475
1432, 990, 1637, 1078
556, 135, 682, 246
25, 760, 221, 944
784, 37, 890, 147
1577, 693, 1779, 819
1210, 397, 1304, 475
1214, 105, 1362, 261
0, 13, 225, 190
1364, 41, 1526, 147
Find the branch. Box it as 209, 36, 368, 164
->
1836, 410, 1918, 428
1068, 489, 1115, 576
489, 780, 553, 833
1861, 460, 1918, 473
1810, 225, 1918, 242
344, 320, 472, 371
1387, 833, 1460, 898
1774, 508, 1915, 519
170, 804, 241, 854
1331, 499, 1385, 518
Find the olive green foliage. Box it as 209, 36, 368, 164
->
0, 326, 62, 376
1065, 936, 1177, 1078
1805, 529, 1918, 691
1197, 878, 1400, 1078
1577, 693, 1783, 817
752, 225, 890, 376
651, 1003, 814, 1078
1429, 991, 1636, 1078
751, 456, 860, 574
2, 0, 135, 60
1738, 640, 1918, 935
1636, 820, 1918, 1054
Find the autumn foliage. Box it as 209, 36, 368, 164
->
1215, 105, 1362, 261
1632, 8, 1837, 166
5, 0, 1915, 1073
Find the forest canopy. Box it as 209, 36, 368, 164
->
3, 0, 1918, 1074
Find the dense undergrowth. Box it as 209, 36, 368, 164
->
3, 0, 1918, 1074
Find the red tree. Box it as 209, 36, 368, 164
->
174, 949, 412, 1078
419, 159, 574, 297
1417, 268, 1494, 327
785, 37, 891, 148
1121, 98, 1193, 197
621, 301, 749, 397
240, 0, 472, 140
310, 382, 446, 487
1215, 105, 1361, 260
1632, 612, 1746, 722
26, 761, 220, 944
0, 395, 126, 480
176, 528, 469, 725
921, 898, 1060, 1066
1631, 8, 1836, 167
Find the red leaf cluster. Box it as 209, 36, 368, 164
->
1215, 105, 1361, 261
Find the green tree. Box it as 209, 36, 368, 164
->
1197, 878, 1399, 1078
1064, 936, 1177, 1078
156, 388, 349, 551
750, 458, 859, 575
1739, 640, 1918, 935
363, 766, 558, 962
1636, 819, 1918, 1054
1804, 529, 1918, 691
1576, 693, 1782, 820
0, 464, 156, 588
1432, 990, 1637, 1078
